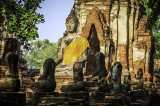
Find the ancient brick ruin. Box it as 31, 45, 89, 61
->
0, 1, 158, 105
73, 0, 154, 82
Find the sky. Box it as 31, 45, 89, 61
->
37, 0, 74, 43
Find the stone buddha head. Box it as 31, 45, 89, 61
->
66, 9, 78, 33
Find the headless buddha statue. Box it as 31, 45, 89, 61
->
0, 52, 20, 92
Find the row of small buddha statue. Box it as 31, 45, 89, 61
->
30, 54, 144, 93
0, 52, 146, 93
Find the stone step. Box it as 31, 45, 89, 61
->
34, 92, 59, 97
42, 96, 73, 101
26, 97, 32, 101
40, 97, 84, 105
26, 92, 59, 105
41, 97, 74, 105
38, 103, 57, 106
0, 92, 26, 106
90, 92, 105, 100
130, 103, 143, 106
102, 97, 123, 105
59, 92, 89, 102
25, 91, 154, 106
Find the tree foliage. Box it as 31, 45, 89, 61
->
143, 0, 160, 29
140, 0, 160, 59
0, 0, 45, 49
142, 0, 160, 59
22, 39, 58, 69
153, 30, 160, 59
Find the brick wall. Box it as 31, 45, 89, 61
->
74, 0, 154, 82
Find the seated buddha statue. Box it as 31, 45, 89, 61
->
130, 68, 143, 90
55, 8, 88, 77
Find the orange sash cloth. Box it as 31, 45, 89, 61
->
63, 37, 90, 64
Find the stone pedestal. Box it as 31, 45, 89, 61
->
55, 76, 74, 92
84, 81, 108, 92
33, 75, 74, 92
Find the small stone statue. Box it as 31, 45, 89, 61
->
82, 52, 108, 92
0, 38, 18, 65
153, 71, 160, 86
87, 52, 108, 82
110, 62, 122, 93
60, 62, 85, 92
30, 58, 56, 92
0, 52, 20, 92
130, 68, 143, 90
122, 74, 131, 92
73, 61, 84, 82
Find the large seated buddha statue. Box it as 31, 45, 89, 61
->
55, 8, 89, 77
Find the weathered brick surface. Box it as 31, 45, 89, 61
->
117, 44, 128, 69
129, 40, 133, 70
81, 8, 106, 46
76, 0, 154, 82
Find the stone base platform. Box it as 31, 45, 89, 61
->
34, 75, 90, 92
33, 76, 74, 92
0, 92, 26, 106
24, 90, 160, 106
26, 92, 59, 105
55, 76, 73, 92
41, 92, 89, 105
103, 93, 125, 105
26, 92, 89, 106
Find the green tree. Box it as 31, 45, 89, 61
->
143, 0, 160, 59
154, 30, 160, 59
143, 0, 160, 29
0, 0, 45, 48
142, 0, 160, 59
22, 39, 58, 69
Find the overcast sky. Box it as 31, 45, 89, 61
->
37, 0, 74, 43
